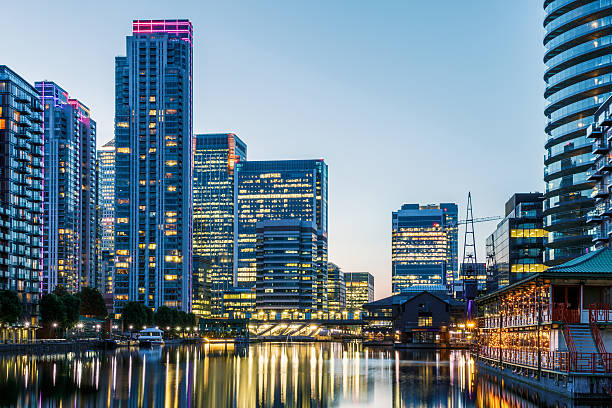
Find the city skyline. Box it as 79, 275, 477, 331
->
0, 1, 545, 299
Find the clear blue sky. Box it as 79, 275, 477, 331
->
1, 0, 545, 299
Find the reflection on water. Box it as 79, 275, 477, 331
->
0, 343, 580, 407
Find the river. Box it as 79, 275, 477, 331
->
0, 342, 593, 407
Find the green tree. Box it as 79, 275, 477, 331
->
121, 301, 152, 330
154, 306, 176, 328
60, 294, 81, 329
0, 290, 22, 324
78, 287, 107, 318
39, 293, 66, 325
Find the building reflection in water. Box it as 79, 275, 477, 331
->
0, 344, 582, 407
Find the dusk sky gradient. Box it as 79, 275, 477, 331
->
1, 0, 546, 299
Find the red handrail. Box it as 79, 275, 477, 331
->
589, 303, 612, 323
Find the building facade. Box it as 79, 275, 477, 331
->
542, 0, 612, 265
485, 193, 546, 292
0, 66, 44, 321
587, 94, 612, 248
222, 287, 256, 319
345, 272, 374, 310
114, 20, 193, 312
35, 81, 97, 294
97, 140, 115, 294
235, 159, 328, 288
327, 262, 346, 312
193, 133, 246, 316
255, 220, 327, 313
392, 204, 457, 293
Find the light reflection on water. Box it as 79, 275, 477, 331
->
0, 343, 580, 407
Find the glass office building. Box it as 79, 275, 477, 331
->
235, 159, 328, 288
255, 220, 328, 312
542, 0, 612, 264
114, 20, 193, 313
345, 272, 374, 310
485, 193, 547, 292
392, 204, 456, 293
97, 139, 115, 294
327, 262, 346, 312
36, 81, 97, 294
0, 66, 44, 321
193, 133, 246, 316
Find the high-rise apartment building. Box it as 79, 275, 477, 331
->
98, 139, 115, 294
327, 262, 346, 312
235, 159, 328, 288
392, 204, 457, 293
485, 193, 546, 292
345, 272, 374, 310
193, 133, 246, 316
255, 220, 328, 313
542, 1, 612, 264
114, 20, 193, 312
0, 66, 44, 320
586, 95, 612, 248
36, 81, 97, 293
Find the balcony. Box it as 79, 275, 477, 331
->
586, 212, 603, 224
603, 206, 612, 217
593, 141, 610, 155
587, 168, 603, 181
592, 187, 610, 199
600, 157, 612, 172
602, 116, 612, 127
587, 124, 603, 139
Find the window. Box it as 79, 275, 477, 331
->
0, 119, 5, 130
418, 313, 432, 327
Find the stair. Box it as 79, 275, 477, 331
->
566, 324, 606, 372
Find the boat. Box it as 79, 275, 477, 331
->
138, 328, 164, 347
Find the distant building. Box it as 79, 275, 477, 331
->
36, 81, 97, 293
586, 95, 612, 249
327, 262, 346, 312
97, 139, 115, 294
0, 66, 45, 323
460, 262, 486, 298
236, 159, 328, 288
485, 193, 546, 292
114, 20, 193, 312
392, 203, 458, 293
222, 287, 256, 319
191, 255, 211, 319
193, 133, 247, 316
255, 220, 328, 312
345, 272, 374, 310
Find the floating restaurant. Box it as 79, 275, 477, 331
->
474, 248, 612, 399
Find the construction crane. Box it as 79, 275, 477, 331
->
447, 215, 502, 228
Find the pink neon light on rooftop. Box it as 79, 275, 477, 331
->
132, 19, 193, 44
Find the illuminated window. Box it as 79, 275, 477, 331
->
418, 315, 432, 327
117, 122, 129, 128
149, 109, 156, 116
0, 119, 5, 130
117, 147, 131, 154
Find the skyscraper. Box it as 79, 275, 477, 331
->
255, 219, 328, 313
98, 139, 115, 294
327, 262, 346, 312
193, 133, 246, 316
36, 81, 97, 294
0, 66, 44, 321
543, 1, 611, 264
391, 204, 457, 293
235, 159, 328, 288
345, 272, 374, 310
114, 19, 193, 312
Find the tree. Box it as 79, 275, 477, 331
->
154, 306, 176, 328
0, 290, 22, 324
78, 287, 107, 318
121, 301, 152, 330
60, 294, 81, 329
39, 293, 66, 325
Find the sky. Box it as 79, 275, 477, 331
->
1, 0, 546, 299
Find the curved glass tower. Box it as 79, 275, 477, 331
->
543, 0, 612, 264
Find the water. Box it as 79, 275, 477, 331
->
0, 342, 584, 407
